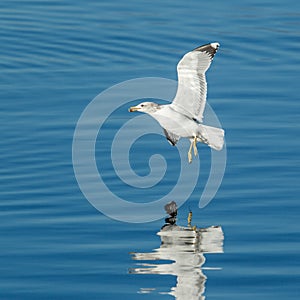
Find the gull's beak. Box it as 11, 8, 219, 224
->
129, 106, 140, 112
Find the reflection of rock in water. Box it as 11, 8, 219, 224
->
129, 202, 224, 300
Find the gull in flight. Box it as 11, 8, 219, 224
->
129, 42, 224, 163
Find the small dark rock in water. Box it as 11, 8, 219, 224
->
164, 201, 178, 225
164, 201, 177, 217
165, 216, 177, 225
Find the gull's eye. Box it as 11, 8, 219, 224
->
141, 104, 144, 107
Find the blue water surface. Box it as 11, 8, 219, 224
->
1, 0, 300, 299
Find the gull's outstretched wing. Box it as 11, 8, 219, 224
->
171, 42, 219, 122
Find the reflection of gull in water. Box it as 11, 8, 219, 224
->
129, 202, 224, 299
129, 42, 224, 163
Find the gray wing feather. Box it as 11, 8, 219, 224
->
163, 128, 180, 146
171, 43, 219, 122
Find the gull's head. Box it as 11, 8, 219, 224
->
129, 102, 160, 114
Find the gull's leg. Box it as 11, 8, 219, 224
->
193, 136, 198, 156
188, 210, 192, 226
188, 140, 193, 163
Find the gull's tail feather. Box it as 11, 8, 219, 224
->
199, 124, 224, 151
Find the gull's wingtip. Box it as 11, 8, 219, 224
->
193, 42, 220, 58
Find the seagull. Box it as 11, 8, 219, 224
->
129, 42, 224, 163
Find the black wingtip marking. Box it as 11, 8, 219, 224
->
193, 42, 220, 59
